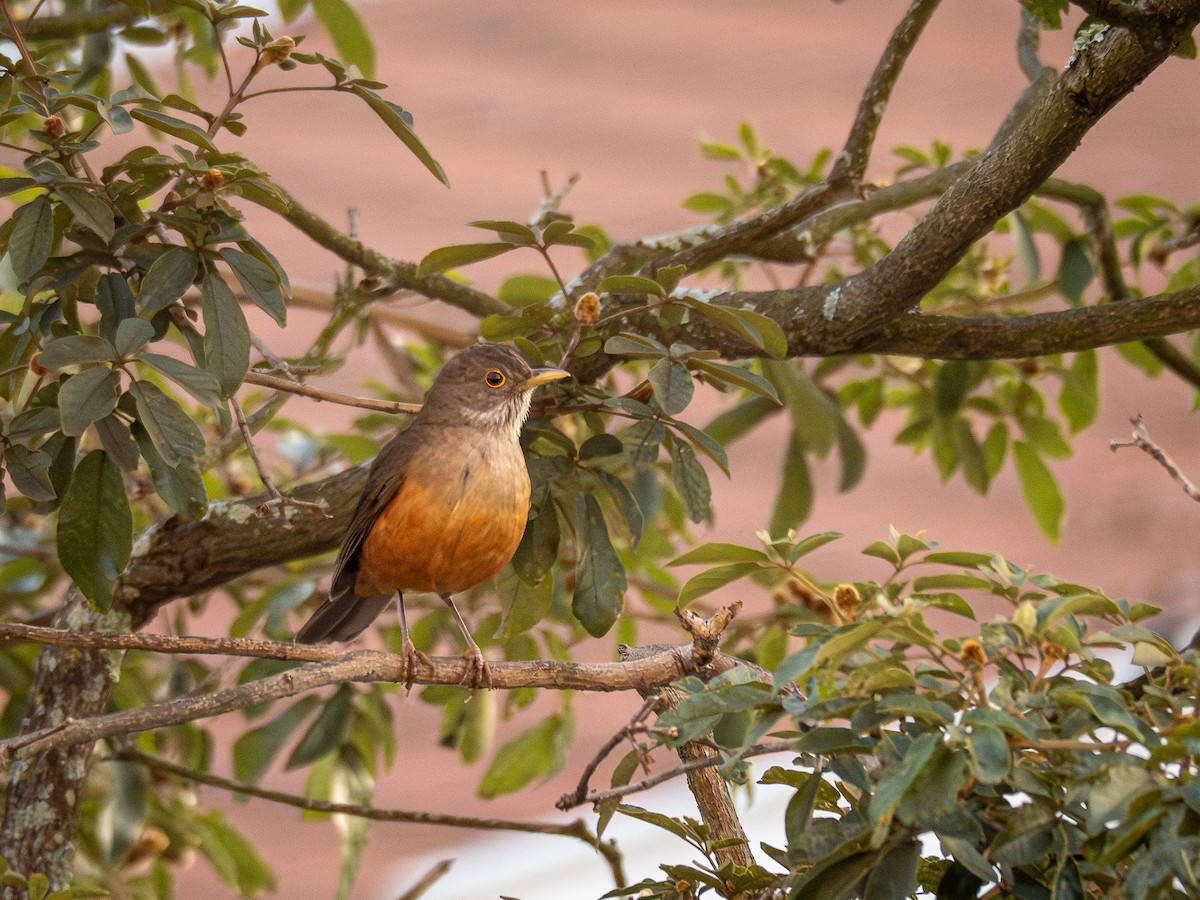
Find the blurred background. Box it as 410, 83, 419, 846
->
157, 1, 1200, 896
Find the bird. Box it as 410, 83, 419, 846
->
294, 343, 570, 687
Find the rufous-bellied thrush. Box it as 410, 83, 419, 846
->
295, 343, 569, 686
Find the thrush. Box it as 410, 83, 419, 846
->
295, 343, 569, 686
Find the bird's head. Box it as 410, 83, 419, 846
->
420, 343, 570, 434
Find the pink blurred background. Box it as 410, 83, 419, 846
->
155, 2, 1200, 896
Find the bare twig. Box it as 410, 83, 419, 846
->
1110, 414, 1200, 501
570, 740, 798, 809
829, 0, 943, 185
230, 396, 330, 520
243, 370, 422, 415
114, 748, 627, 889
557, 695, 662, 812
396, 860, 454, 900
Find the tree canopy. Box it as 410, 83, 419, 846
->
2, 1, 1200, 898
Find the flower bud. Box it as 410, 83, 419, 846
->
833, 583, 861, 616
43, 115, 66, 139
262, 36, 296, 65
958, 639, 987, 667
202, 168, 224, 190
573, 291, 601, 325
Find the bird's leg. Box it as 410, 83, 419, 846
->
440, 592, 492, 689
395, 593, 431, 689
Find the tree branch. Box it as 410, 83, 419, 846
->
112, 748, 626, 887
0, 642, 727, 763
573, 740, 798, 809
1110, 414, 1200, 501
829, 0, 943, 185
256, 184, 508, 317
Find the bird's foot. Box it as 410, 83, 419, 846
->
399, 638, 432, 691
459, 644, 493, 691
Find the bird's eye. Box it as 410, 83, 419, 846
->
484, 369, 506, 388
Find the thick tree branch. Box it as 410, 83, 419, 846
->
790, 1, 1200, 347
854, 285, 1200, 358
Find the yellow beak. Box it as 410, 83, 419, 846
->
519, 367, 571, 391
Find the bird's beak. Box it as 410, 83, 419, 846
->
520, 367, 571, 391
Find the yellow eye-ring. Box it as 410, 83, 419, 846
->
484, 369, 506, 388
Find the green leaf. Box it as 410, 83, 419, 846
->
113, 318, 155, 357
689, 359, 780, 403
769, 432, 812, 536
1010, 210, 1039, 285
966, 724, 1011, 785
8, 195, 54, 280
57, 184, 116, 243
101, 761, 148, 867
311, 0, 375, 77
37, 334, 117, 369
678, 562, 760, 606
56, 450, 132, 610
201, 270, 251, 396
1058, 349, 1098, 433
220, 248, 287, 325
58, 367, 120, 437
1013, 441, 1064, 543
130, 380, 206, 466
234, 697, 320, 783
129, 107, 218, 149
497, 273, 560, 306
1058, 238, 1093, 306
596, 274, 665, 297
684, 299, 788, 358
669, 439, 711, 524
496, 566, 554, 640
572, 494, 626, 637
647, 358, 692, 414
3, 444, 55, 501
863, 841, 920, 900
934, 360, 972, 417
136, 247, 199, 314
139, 353, 222, 408
351, 86, 448, 185
94, 414, 141, 471
193, 810, 277, 895
478, 713, 571, 798
132, 422, 207, 517
286, 684, 353, 769
670, 542, 769, 567
603, 333, 668, 358
416, 242, 515, 276
468, 219, 538, 243
704, 394, 779, 446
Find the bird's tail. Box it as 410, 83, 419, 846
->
294, 590, 393, 643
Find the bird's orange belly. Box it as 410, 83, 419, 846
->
354, 471, 529, 597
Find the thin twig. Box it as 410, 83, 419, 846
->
396, 860, 454, 900
230, 395, 330, 520
243, 370, 422, 415
569, 740, 798, 809
1110, 414, 1200, 502
829, 0, 943, 185
558, 695, 662, 811
112, 747, 606, 840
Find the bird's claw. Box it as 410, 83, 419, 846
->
400, 638, 432, 691
459, 644, 493, 692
